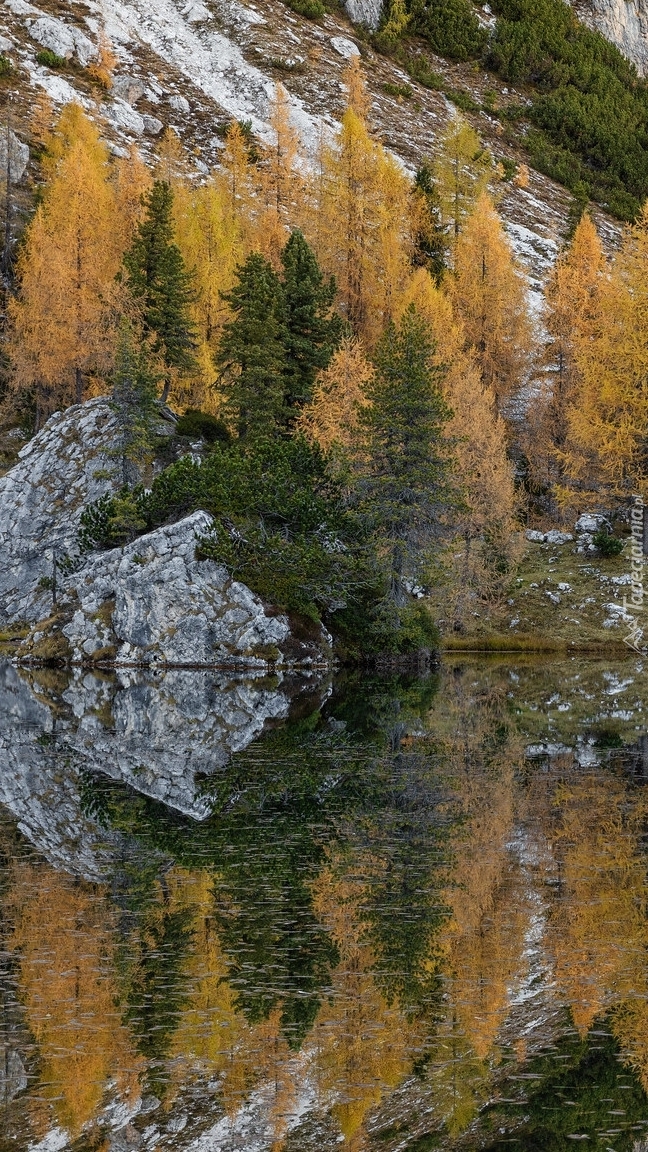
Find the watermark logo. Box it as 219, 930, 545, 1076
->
621, 495, 646, 654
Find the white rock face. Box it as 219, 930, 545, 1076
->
0, 399, 123, 624
343, 0, 383, 29
29, 14, 97, 66
0, 128, 29, 182
60, 511, 292, 667
574, 0, 648, 74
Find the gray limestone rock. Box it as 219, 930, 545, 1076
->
0, 128, 29, 183
343, 0, 383, 29
30, 15, 96, 66
0, 399, 124, 625
59, 511, 292, 667
0, 397, 330, 667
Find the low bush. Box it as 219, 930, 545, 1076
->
286, 0, 325, 17
592, 528, 625, 556
409, 0, 487, 61
36, 49, 67, 69
174, 409, 231, 444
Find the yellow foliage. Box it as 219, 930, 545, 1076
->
297, 337, 373, 455
563, 203, 648, 499
8, 105, 123, 423
451, 192, 532, 410
8, 863, 142, 1135
307, 61, 412, 347
527, 213, 606, 493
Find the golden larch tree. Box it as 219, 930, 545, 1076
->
563, 202, 648, 501
297, 336, 373, 456
434, 114, 491, 255
398, 267, 521, 610
8, 105, 122, 423
451, 192, 532, 412
308, 58, 412, 348
171, 176, 243, 410
527, 212, 606, 494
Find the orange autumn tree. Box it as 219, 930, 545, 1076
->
527, 212, 606, 493
8, 105, 122, 425
451, 192, 532, 413
297, 337, 373, 456
309, 57, 412, 347
562, 202, 648, 502
398, 268, 521, 609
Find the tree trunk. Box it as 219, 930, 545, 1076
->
75, 366, 83, 405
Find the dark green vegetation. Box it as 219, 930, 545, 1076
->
375, 0, 648, 219
35, 49, 66, 69
409, 0, 487, 62
482, 1023, 648, 1149
122, 180, 198, 401
80, 233, 451, 657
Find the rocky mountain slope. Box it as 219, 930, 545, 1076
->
0, 0, 631, 301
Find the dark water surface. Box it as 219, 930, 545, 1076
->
2, 656, 648, 1151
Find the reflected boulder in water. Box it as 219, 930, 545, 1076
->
0, 660, 327, 874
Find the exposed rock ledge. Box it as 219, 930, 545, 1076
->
0, 398, 332, 668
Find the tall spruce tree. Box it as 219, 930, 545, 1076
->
217, 251, 288, 441
280, 230, 344, 421
110, 321, 159, 485
122, 180, 197, 402
360, 304, 453, 601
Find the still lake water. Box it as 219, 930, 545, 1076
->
2, 655, 648, 1151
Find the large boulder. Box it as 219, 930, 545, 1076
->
0, 400, 125, 624
1, 398, 331, 667
343, 0, 384, 28
29, 15, 97, 67
58, 510, 294, 667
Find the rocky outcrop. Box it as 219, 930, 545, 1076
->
0, 129, 29, 184
343, 0, 384, 28
59, 510, 293, 666
0, 399, 125, 625
0, 398, 332, 667
29, 14, 97, 66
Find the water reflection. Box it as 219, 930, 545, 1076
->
2, 657, 648, 1149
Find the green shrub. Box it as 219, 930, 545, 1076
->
383, 82, 413, 99
175, 409, 231, 444
409, 0, 487, 62
0, 54, 13, 78
592, 528, 625, 556
445, 87, 481, 112
405, 54, 445, 89
286, 0, 325, 16
36, 49, 67, 69
487, 0, 648, 219
499, 157, 518, 180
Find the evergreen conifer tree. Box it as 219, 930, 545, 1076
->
217, 251, 288, 441
110, 321, 159, 485
122, 180, 197, 401
360, 304, 453, 601
280, 229, 344, 421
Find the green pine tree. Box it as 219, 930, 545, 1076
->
360, 304, 453, 603
110, 320, 160, 486
413, 164, 448, 285
122, 180, 197, 402
280, 230, 344, 424
217, 252, 288, 441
